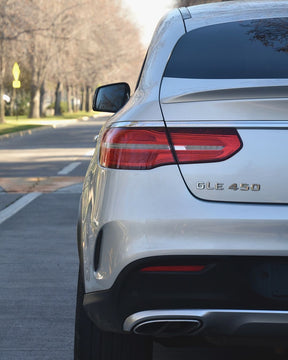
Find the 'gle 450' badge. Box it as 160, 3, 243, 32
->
196, 182, 261, 192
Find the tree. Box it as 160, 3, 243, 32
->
49, 0, 144, 114
0, 0, 145, 119
246, 18, 288, 53
0, 0, 31, 123
21, 0, 83, 118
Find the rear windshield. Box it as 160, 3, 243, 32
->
164, 18, 288, 79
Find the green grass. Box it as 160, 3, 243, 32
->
5, 111, 93, 121
63, 111, 94, 119
0, 123, 43, 136
0, 112, 95, 136
4, 115, 27, 121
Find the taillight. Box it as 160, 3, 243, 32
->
170, 128, 242, 164
99, 127, 242, 170
100, 127, 174, 169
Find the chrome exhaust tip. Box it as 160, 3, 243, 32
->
133, 319, 202, 337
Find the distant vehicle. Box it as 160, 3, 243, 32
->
74, 1, 288, 359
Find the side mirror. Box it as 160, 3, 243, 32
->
92, 82, 130, 113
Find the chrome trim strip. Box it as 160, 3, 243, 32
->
104, 143, 223, 151
103, 143, 170, 150
123, 309, 288, 333
175, 145, 224, 151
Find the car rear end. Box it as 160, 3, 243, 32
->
81, 0, 288, 347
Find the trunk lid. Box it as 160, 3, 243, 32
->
160, 79, 288, 204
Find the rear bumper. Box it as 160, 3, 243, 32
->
124, 309, 288, 338
81, 165, 288, 293
84, 255, 288, 340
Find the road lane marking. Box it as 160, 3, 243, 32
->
0, 192, 42, 225
58, 162, 82, 175
85, 149, 95, 156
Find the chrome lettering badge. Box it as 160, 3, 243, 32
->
196, 182, 261, 191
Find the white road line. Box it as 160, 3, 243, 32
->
0, 192, 42, 225
85, 149, 95, 157
57, 162, 82, 175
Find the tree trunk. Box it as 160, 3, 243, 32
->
71, 86, 74, 112
80, 87, 84, 111
29, 84, 40, 118
71, 86, 76, 112
40, 81, 45, 117
85, 86, 91, 112
10, 88, 16, 116
54, 81, 62, 116
66, 85, 72, 113
0, 38, 5, 123
0, 84, 4, 123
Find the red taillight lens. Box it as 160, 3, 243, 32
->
99, 127, 242, 170
141, 265, 205, 273
100, 127, 174, 170
170, 128, 242, 164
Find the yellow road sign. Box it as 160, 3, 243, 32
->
12, 63, 20, 80
13, 80, 21, 88
12, 63, 21, 88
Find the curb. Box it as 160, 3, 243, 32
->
0, 125, 55, 141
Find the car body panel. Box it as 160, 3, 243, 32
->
81, 157, 288, 293
177, 128, 288, 203
160, 78, 288, 121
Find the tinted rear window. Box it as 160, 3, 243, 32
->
164, 18, 288, 79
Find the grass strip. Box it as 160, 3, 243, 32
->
0, 111, 96, 136
0, 124, 43, 136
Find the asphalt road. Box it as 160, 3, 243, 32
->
0, 117, 283, 359
0, 192, 80, 359
0, 119, 100, 178
0, 117, 103, 359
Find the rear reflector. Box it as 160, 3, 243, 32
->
141, 265, 205, 272
99, 127, 242, 170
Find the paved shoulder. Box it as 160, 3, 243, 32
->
0, 193, 80, 359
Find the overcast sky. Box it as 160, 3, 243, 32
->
122, 0, 175, 45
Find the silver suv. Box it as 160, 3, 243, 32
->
74, 2, 288, 359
